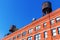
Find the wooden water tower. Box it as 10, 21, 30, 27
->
42, 1, 52, 16
9, 25, 18, 33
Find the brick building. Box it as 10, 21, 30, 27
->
2, 8, 60, 40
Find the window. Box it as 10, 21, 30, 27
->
58, 27, 60, 34
9, 38, 12, 40
17, 34, 21, 38
36, 25, 40, 31
35, 33, 41, 40
43, 22, 47, 27
13, 36, 16, 40
52, 29, 56, 36
22, 38, 26, 40
50, 19, 55, 25
22, 31, 26, 36
28, 28, 33, 34
56, 17, 60, 22
44, 31, 48, 38
28, 36, 32, 40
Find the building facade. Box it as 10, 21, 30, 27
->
3, 8, 60, 40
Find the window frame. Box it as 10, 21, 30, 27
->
22, 31, 26, 36
56, 17, 60, 22
52, 29, 56, 36
35, 25, 40, 31
50, 19, 55, 25
13, 36, 16, 40
9, 38, 13, 40
35, 33, 41, 40
43, 22, 47, 27
58, 27, 60, 34
28, 28, 33, 34
17, 34, 21, 38
44, 31, 48, 38
28, 36, 32, 40
22, 38, 26, 40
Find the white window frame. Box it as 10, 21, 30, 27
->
28, 36, 32, 40
50, 19, 55, 25
36, 25, 40, 31
35, 33, 41, 40
28, 28, 33, 34
43, 22, 47, 27
56, 17, 60, 22
44, 31, 48, 38
52, 29, 56, 36
58, 27, 60, 34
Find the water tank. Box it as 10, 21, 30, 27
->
9, 25, 18, 33
42, 1, 52, 16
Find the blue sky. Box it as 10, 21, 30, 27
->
0, 0, 60, 38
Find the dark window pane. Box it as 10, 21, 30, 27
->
22, 31, 26, 36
